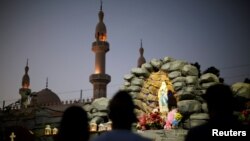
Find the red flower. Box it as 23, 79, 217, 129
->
238, 109, 250, 125
137, 111, 165, 130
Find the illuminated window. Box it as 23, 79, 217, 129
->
106, 121, 112, 131
97, 33, 107, 41
52, 127, 58, 135
90, 123, 97, 132
98, 124, 106, 131
23, 83, 29, 88
95, 68, 100, 74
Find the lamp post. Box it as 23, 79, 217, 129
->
44, 125, 51, 135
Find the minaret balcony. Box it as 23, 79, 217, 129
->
89, 74, 111, 84
92, 41, 109, 52
92, 41, 109, 46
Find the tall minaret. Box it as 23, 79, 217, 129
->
137, 39, 146, 67
89, 1, 111, 99
19, 59, 31, 108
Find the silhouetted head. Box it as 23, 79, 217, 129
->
108, 90, 137, 130
55, 106, 89, 141
202, 84, 234, 117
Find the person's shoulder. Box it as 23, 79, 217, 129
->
90, 132, 111, 141
90, 131, 152, 141
129, 132, 152, 141
185, 124, 211, 141
139, 136, 152, 141
188, 123, 210, 132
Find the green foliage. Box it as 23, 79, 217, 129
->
203, 66, 220, 77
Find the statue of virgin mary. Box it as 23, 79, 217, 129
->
158, 81, 169, 113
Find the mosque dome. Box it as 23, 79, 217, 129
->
30, 88, 61, 105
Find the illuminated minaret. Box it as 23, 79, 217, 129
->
89, 1, 111, 99
19, 59, 31, 108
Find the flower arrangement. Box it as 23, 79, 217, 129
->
164, 108, 182, 130
238, 109, 250, 125
172, 112, 183, 128
136, 109, 165, 130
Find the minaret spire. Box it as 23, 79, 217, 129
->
26, 58, 29, 67
137, 39, 146, 67
22, 59, 30, 88
100, 0, 103, 11
98, 0, 104, 22
19, 59, 31, 108
46, 77, 48, 88
25, 59, 29, 74
95, 0, 106, 41
140, 39, 143, 53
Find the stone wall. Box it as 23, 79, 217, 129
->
120, 56, 221, 128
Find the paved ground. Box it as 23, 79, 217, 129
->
137, 129, 188, 141
90, 129, 188, 141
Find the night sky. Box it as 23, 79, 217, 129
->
1, 0, 250, 105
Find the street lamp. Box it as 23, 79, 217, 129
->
45, 125, 51, 135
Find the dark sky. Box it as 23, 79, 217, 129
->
1, 0, 250, 105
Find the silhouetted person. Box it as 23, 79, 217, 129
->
54, 106, 90, 141
91, 90, 151, 141
185, 84, 249, 141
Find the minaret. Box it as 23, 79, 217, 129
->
137, 39, 146, 67
89, 1, 111, 99
19, 59, 31, 108
46, 77, 48, 89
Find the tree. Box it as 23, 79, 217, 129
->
191, 62, 201, 77
203, 66, 220, 77
244, 78, 250, 84
219, 78, 224, 83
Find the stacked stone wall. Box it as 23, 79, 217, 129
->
120, 56, 222, 128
